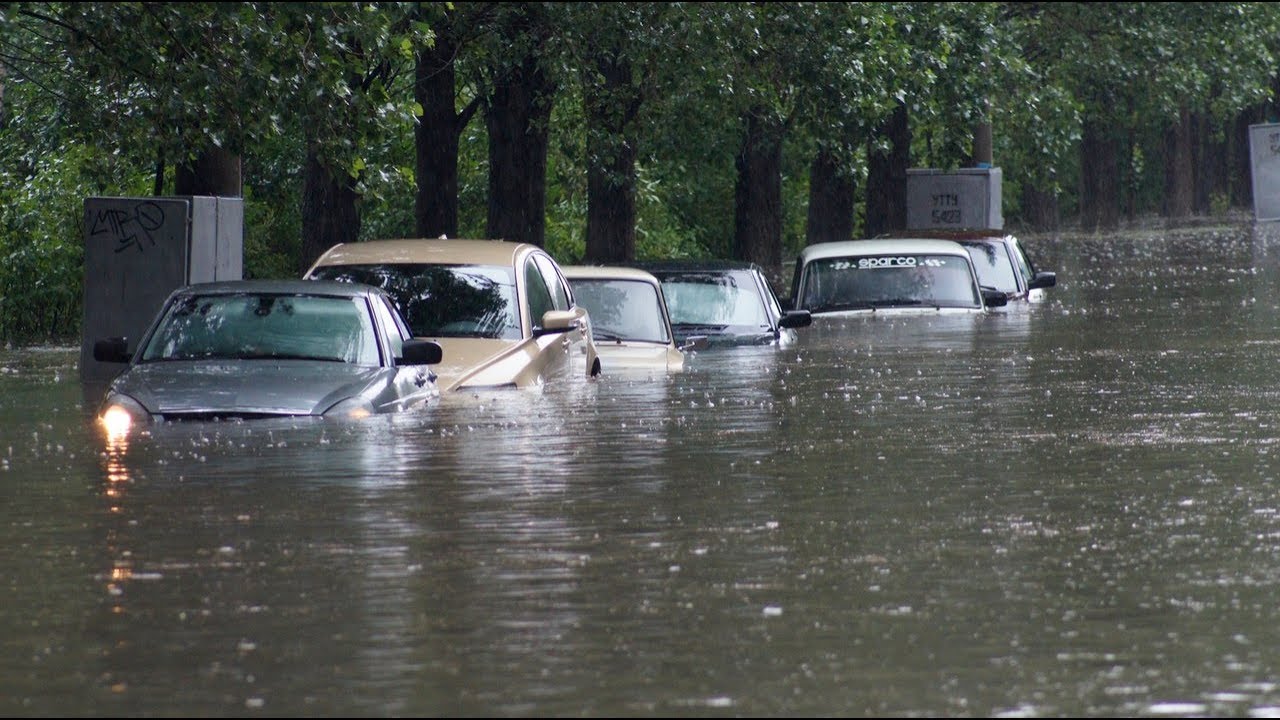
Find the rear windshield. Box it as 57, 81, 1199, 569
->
799, 255, 980, 312
310, 263, 521, 340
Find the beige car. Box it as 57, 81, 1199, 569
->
305, 239, 600, 392
562, 265, 685, 373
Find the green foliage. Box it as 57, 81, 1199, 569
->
0, 142, 151, 343
3, 1, 1280, 342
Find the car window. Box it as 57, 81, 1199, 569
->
372, 295, 407, 360
754, 270, 784, 320
533, 254, 572, 311
525, 257, 556, 331
960, 241, 1020, 294
141, 292, 381, 365
799, 255, 981, 311
309, 263, 521, 340
659, 272, 771, 327
1010, 239, 1036, 283
570, 278, 670, 343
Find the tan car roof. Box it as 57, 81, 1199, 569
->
310, 238, 531, 269
561, 265, 661, 285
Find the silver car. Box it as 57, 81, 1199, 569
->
92, 279, 443, 434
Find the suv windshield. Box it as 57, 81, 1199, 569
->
800, 255, 980, 312
310, 263, 521, 340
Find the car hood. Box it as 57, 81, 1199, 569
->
811, 306, 984, 317
425, 337, 524, 391
109, 361, 385, 416
671, 324, 778, 347
594, 342, 684, 372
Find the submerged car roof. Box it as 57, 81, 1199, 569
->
878, 229, 1015, 242
630, 259, 764, 274
310, 238, 533, 269
176, 279, 378, 298
797, 239, 972, 264
562, 265, 662, 283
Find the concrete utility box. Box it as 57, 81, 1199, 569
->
1248, 123, 1280, 222
906, 167, 1003, 231
80, 196, 243, 384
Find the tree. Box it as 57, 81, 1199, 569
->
412, 2, 491, 239
477, 3, 562, 247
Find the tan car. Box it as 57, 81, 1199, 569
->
562, 265, 685, 373
305, 239, 600, 392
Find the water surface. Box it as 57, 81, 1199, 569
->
5, 225, 1280, 716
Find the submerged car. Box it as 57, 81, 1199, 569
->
882, 230, 1057, 303
630, 260, 811, 347
304, 238, 600, 392
92, 279, 444, 433
562, 265, 685, 373
790, 239, 1008, 316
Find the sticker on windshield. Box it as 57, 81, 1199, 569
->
828, 257, 947, 270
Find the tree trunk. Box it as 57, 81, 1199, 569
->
864, 103, 910, 238
153, 147, 166, 196
414, 25, 461, 239
174, 145, 242, 197
1080, 120, 1120, 231
733, 109, 783, 275
584, 54, 640, 263
806, 144, 856, 245
1163, 105, 1194, 218
1019, 185, 1059, 232
300, 149, 360, 274
485, 54, 555, 247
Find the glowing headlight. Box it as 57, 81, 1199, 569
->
99, 394, 151, 436
323, 397, 375, 419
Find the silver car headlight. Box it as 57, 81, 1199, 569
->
99, 394, 151, 436
323, 397, 375, 419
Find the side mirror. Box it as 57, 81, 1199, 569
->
980, 287, 1009, 308
534, 309, 577, 336
1029, 271, 1057, 290
93, 337, 131, 364
399, 338, 443, 365
779, 309, 812, 329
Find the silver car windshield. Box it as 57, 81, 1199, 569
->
141, 293, 381, 365
660, 272, 770, 327
309, 263, 521, 340
571, 279, 671, 344
801, 255, 980, 311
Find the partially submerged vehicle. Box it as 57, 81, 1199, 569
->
562, 265, 686, 373
305, 238, 600, 392
630, 260, 811, 347
93, 279, 443, 434
790, 239, 1008, 316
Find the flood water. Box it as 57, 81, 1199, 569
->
7, 224, 1280, 716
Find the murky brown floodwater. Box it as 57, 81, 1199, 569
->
7, 224, 1280, 716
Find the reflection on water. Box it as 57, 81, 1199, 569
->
11, 226, 1280, 714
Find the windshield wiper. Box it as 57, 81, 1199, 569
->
868, 298, 925, 307
813, 302, 872, 312
593, 328, 628, 342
